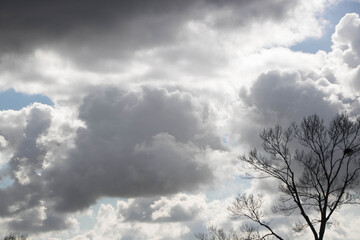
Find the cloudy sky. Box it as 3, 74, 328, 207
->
1, 0, 360, 239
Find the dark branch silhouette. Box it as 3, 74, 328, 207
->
196, 114, 360, 240
234, 114, 360, 240
3, 233, 28, 240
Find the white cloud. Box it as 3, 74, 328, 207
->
332, 13, 360, 68
74, 202, 192, 240
69, 193, 239, 240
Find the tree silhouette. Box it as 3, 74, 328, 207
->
195, 225, 261, 240
3, 233, 28, 240
197, 114, 360, 240
234, 114, 360, 239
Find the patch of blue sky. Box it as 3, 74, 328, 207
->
0, 164, 14, 189
291, 0, 360, 53
0, 88, 53, 111
0, 176, 14, 189
205, 176, 252, 201
222, 134, 228, 144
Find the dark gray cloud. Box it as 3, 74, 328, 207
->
0, 0, 189, 52
45, 87, 222, 212
0, 0, 299, 69
0, 87, 223, 232
7, 209, 70, 233
8, 107, 51, 179
205, 0, 297, 29
233, 70, 341, 148
0, 105, 72, 233
0, 106, 51, 216
241, 70, 338, 120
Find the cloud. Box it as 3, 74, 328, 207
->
332, 13, 360, 68
0, 86, 226, 233
88, 203, 192, 240
224, 16, 360, 234
0, 1, 359, 238
70, 193, 238, 240
45, 87, 223, 212
241, 70, 339, 120
0, 0, 190, 53
330, 13, 360, 94
7, 204, 71, 233
69, 202, 360, 240
229, 69, 343, 150
0, 104, 82, 233
118, 193, 206, 223
0, 0, 300, 66
0, 0, 330, 106
0, 105, 51, 216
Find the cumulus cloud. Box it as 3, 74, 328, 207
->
241, 70, 339, 120
69, 192, 360, 240
0, 103, 87, 233
330, 13, 360, 95
0, 86, 226, 234
117, 193, 206, 223
222, 12, 360, 235
0, 104, 77, 233
44, 87, 223, 212
0, 105, 51, 215
89, 203, 191, 240
332, 13, 360, 68
0, 0, 360, 239
69, 193, 240, 240
229, 69, 343, 149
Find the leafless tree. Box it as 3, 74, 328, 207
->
3, 233, 28, 240
195, 225, 260, 240
229, 114, 360, 240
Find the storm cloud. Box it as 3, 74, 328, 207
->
0, 104, 74, 233
0, 0, 299, 69
45, 87, 222, 212
0, 1, 360, 239
0, 87, 224, 232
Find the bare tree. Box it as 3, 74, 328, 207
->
195, 225, 259, 240
228, 194, 285, 240
3, 233, 28, 240
230, 114, 360, 240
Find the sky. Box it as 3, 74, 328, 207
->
0, 0, 360, 239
